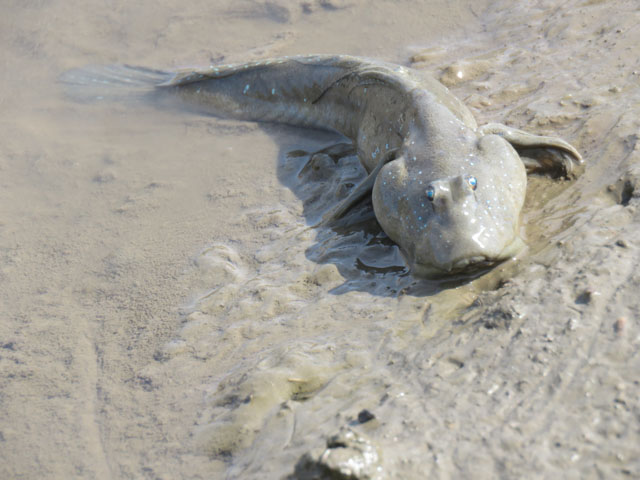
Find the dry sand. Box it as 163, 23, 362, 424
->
1, 0, 639, 478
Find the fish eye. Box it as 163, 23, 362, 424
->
467, 176, 478, 190
426, 186, 435, 201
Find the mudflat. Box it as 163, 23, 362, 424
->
1, 1, 639, 478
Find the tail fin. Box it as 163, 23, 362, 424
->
59, 65, 173, 103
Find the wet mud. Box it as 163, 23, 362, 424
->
1, 0, 639, 478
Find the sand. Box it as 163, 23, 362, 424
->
1, 0, 639, 478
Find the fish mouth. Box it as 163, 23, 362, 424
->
412, 237, 526, 278
448, 237, 525, 273
450, 255, 494, 272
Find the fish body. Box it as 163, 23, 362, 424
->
63, 55, 582, 276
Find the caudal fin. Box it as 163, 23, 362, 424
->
59, 64, 173, 103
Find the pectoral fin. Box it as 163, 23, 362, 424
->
479, 123, 583, 178
320, 148, 399, 224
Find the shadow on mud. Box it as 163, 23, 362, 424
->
271, 125, 496, 298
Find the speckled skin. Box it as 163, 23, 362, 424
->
160, 55, 582, 276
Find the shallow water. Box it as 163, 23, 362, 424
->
2, 0, 640, 478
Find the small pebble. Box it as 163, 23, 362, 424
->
576, 288, 597, 305
357, 409, 375, 423
614, 317, 626, 335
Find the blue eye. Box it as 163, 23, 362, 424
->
468, 176, 478, 190
426, 186, 435, 201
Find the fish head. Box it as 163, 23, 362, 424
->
372, 134, 527, 277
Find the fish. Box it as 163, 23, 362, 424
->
61, 55, 582, 276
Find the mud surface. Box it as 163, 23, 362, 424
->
1, 0, 639, 478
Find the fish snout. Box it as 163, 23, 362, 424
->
415, 178, 524, 276
425, 174, 477, 214
415, 227, 525, 277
